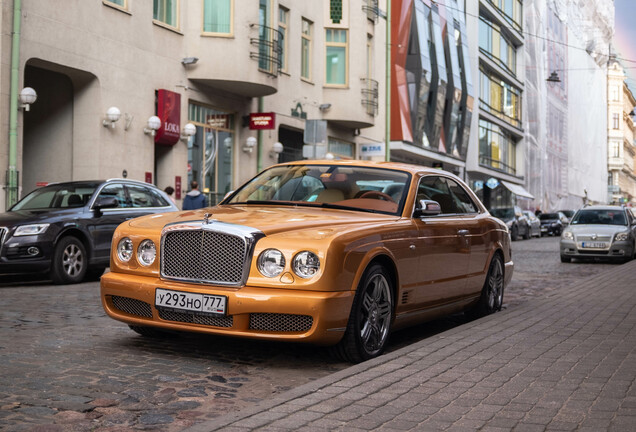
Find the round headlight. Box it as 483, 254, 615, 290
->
615, 232, 629, 241
293, 251, 320, 279
117, 238, 133, 262
137, 239, 156, 266
258, 249, 286, 278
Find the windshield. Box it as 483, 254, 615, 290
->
224, 164, 411, 215
490, 208, 514, 220
539, 213, 559, 220
11, 183, 99, 211
570, 209, 627, 226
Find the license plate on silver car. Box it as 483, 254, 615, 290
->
155, 288, 227, 315
581, 242, 607, 249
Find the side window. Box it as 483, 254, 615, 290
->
417, 176, 477, 214
448, 180, 478, 214
127, 185, 164, 208
97, 184, 128, 208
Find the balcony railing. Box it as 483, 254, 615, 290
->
361, 78, 379, 116
362, 0, 380, 22
479, 155, 516, 176
249, 24, 282, 77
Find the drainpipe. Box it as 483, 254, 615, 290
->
7, 0, 22, 209
385, 0, 391, 162
257, 96, 264, 172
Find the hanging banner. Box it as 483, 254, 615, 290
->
155, 89, 181, 146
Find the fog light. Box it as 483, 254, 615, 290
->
27, 246, 39, 256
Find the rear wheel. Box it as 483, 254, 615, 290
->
50, 236, 87, 284
510, 225, 519, 241
522, 225, 530, 240
470, 254, 504, 318
332, 264, 393, 363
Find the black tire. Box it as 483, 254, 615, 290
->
332, 264, 393, 363
510, 225, 519, 241
50, 236, 88, 284
129, 325, 170, 338
560, 255, 571, 263
470, 254, 504, 318
522, 225, 530, 240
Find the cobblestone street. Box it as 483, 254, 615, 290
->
0, 236, 620, 431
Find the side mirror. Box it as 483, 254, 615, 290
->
93, 196, 119, 211
414, 199, 442, 218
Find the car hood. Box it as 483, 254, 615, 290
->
0, 208, 85, 226
567, 224, 627, 235
128, 205, 400, 235
540, 218, 559, 223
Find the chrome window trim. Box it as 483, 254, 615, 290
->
160, 220, 264, 286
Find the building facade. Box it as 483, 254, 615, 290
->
388, 0, 474, 178
465, 0, 529, 211
607, 56, 636, 205
0, 0, 386, 211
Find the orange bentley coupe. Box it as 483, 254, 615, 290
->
101, 161, 513, 362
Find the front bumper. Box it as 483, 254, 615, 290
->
0, 235, 54, 274
560, 239, 634, 260
100, 271, 355, 345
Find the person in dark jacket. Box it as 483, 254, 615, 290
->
182, 181, 207, 210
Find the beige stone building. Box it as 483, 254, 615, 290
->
607, 56, 636, 205
0, 0, 386, 211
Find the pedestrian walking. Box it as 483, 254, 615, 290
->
163, 186, 176, 204
182, 180, 207, 210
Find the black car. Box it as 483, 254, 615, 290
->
539, 211, 569, 236
490, 206, 531, 241
0, 179, 178, 284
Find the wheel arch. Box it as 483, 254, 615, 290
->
54, 227, 92, 260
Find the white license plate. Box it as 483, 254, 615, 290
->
155, 288, 227, 315
581, 242, 607, 249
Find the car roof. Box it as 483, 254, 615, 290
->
580, 205, 626, 211
39, 179, 161, 188
274, 159, 458, 178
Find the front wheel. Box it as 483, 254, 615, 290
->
332, 264, 393, 363
50, 236, 87, 284
470, 254, 504, 318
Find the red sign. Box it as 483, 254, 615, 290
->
155, 89, 181, 146
249, 112, 276, 130
175, 176, 182, 200
145, 172, 152, 184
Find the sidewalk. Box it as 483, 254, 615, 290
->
186, 260, 636, 431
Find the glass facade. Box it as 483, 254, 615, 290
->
479, 69, 522, 128
478, 119, 517, 175
188, 104, 234, 205
485, 0, 523, 31
479, 17, 517, 76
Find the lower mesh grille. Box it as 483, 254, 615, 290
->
158, 309, 234, 328
111, 296, 153, 318
249, 313, 313, 332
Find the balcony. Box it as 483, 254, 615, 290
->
361, 78, 379, 117
321, 79, 378, 129
185, 24, 280, 98
479, 155, 517, 176
362, 0, 380, 22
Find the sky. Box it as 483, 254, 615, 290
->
613, 0, 636, 91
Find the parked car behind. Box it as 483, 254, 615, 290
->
560, 205, 636, 263
558, 209, 575, 222
522, 211, 541, 238
539, 212, 568, 236
0, 179, 178, 284
101, 161, 514, 363
490, 206, 530, 240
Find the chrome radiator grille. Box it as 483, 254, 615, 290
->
160, 222, 263, 286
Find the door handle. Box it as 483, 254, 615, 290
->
457, 230, 469, 236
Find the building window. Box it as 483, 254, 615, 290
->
610, 141, 620, 158
278, 7, 289, 72
188, 104, 235, 206
326, 29, 348, 86
613, 113, 620, 130
487, 0, 522, 31
154, 0, 178, 28
203, 0, 232, 35
328, 137, 354, 159
479, 17, 517, 76
478, 119, 517, 175
301, 18, 313, 81
610, 85, 619, 101
479, 69, 521, 127
104, 0, 127, 9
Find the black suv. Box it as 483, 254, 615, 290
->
0, 179, 178, 284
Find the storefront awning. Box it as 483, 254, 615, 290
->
501, 180, 535, 200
